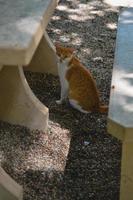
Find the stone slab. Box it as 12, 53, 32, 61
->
108, 8, 133, 141
0, 0, 58, 66
104, 0, 133, 7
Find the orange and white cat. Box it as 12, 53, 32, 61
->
55, 43, 108, 113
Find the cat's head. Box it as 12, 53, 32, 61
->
55, 43, 74, 63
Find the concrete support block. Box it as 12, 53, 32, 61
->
0, 167, 23, 200
0, 66, 48, 132
120, 142, 133, 200
108, 8, 133, 200
26, 31, 58, 75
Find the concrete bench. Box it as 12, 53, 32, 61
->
0, 0, 58, 199
0, 0, 58, 131
0, 167, 23, 200
107, 8, 133, 200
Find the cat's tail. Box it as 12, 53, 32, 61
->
99, 105, 108, 113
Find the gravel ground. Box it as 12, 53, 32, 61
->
0, 0, 122, 200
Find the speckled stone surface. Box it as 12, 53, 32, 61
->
104, 0, 133, 7
108, 8, 133, 139
0, 0, 57, 65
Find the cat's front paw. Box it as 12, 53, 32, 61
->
56, 100, 62, 105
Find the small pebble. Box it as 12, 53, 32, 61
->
84, 141, 90, 146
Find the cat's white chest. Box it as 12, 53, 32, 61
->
57, 60, 69, 89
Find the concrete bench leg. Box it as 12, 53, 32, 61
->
0, 167, 23, 200
26, 31, 58, 75
120, 141, 133, 200
0, 66, 48, 131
